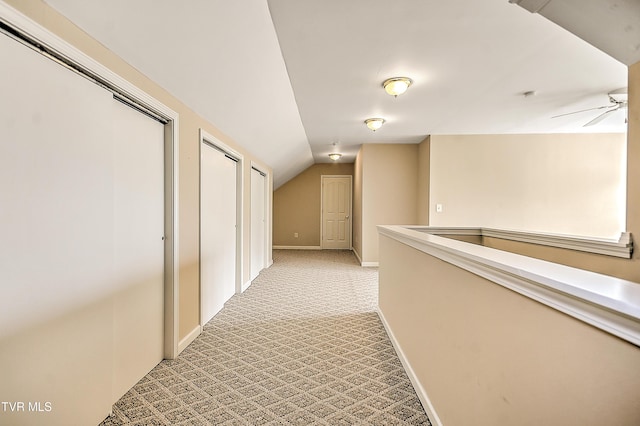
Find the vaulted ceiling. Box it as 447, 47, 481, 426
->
44, 0, 637, 187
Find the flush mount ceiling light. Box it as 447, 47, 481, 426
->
365, 118, 385, 131
383, 77, 413, 97
328, 142, 342, 161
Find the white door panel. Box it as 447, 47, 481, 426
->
0, 31, 166, 424
201, 145, 237, 325
0, 32, 115, 424
250, 168, 266, 281
112, 99, 165, 402
322, 176, 352, 249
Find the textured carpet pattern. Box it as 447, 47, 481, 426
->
101, 250, 430, 425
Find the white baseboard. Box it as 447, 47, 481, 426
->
242, 279, 252, 292
377, 309, 443, 426
177, 324, 202, 354
352, 249, 378, 267
273, 245, 322, 250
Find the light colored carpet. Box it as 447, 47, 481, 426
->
101, 249, 431, 425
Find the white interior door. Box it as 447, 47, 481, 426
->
201, 144, 237, 325
322, 176, 352, 249
111, 98, 165, 402
251, 168, 266, 281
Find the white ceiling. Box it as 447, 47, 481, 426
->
44, 0, 631, 187
510, 0, 640, 66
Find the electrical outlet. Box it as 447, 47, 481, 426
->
436, 204, 443, 213
294, 232, 298, 238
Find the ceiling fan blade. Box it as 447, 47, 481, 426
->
551, 104, 611, 119
583, 106, 619, 127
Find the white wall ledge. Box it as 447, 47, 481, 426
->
409, 226, 633, 258
378, 225, 640, 347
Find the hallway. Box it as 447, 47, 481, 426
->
101, 250, 430, 425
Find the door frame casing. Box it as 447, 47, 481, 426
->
320, 175, 353, 250
199, 129, 245, 312
249, 164, 269, 287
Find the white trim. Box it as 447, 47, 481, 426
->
378, 309, 443, 426
201, 130, 245, 295
352, 248, 377, 267
242, 280, 253, 293
379, 225, 640, 346
353, 248, 363, 265
416, 226, 483, 236
0, 2, 181, 359
273, 245, 322, 250
411, 226, 633, 258
177, 325, 201, 354
164, 107, 180, 361
267, 171, 274, 274
199, 129, 245, 330
251, 162, 270, 281
199, 130, 244, 163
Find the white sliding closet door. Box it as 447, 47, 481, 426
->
250, 168, 266, 281
0, 33, 115, 424
111, 99, 165, 401
201, 144, 237, 325
0, 31, 167, 425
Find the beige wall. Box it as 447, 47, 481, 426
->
417, 136, 431, 225
374, 62, 640, 426
273, 163, 354, 247
0, 2, 272, 424
360, 144, 419, 264
379, 235, 640, 426
460, 62, 640, 283
429, 133, 627, 238
353, 149, 364, 261
481, 236, 638, 282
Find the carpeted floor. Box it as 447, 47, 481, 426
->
100, 250, 431, 425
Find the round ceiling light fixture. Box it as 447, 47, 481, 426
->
365, 118, 385, 131
328, 152, 342, 161
383, 77, 413, 97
